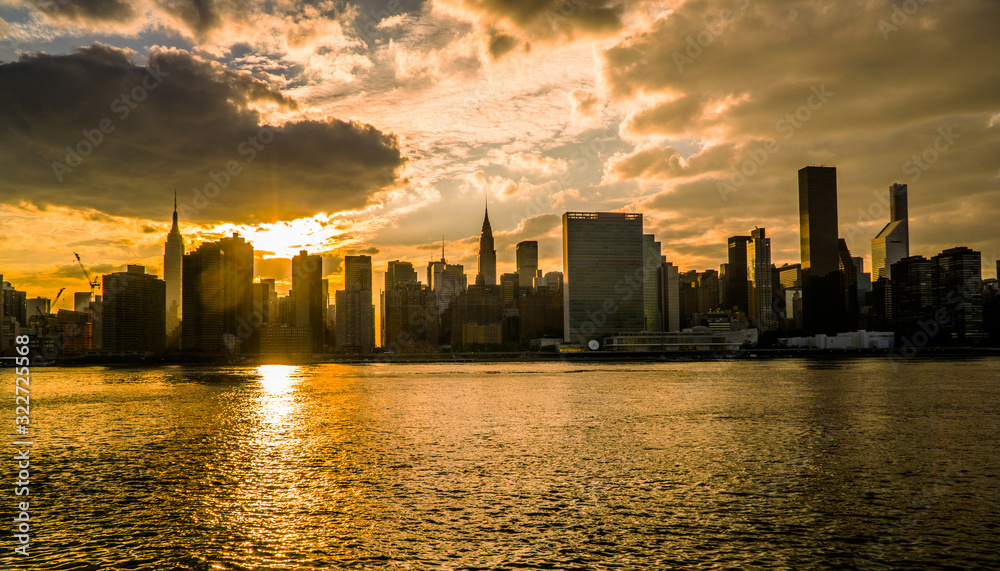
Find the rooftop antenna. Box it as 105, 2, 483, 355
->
441, 235, 445, 262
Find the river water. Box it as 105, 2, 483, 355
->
4, 358, 999, 569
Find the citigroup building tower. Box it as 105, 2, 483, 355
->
563, 212, 645, 344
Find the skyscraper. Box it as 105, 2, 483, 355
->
427, 257, 467, 313
563, 212, 644, 343
102, 265, 165, 354
799, 166, 841, 276
163, 191, 184, 348
798, 166, 854, 333
890, 255, 932, 342
871, 183, 909, 281
747, 227, 775, 332
292, 250, 324, 353
516, 241, 539, 289
854, 256, 871, 308
336, 255, 374, 354
931, 247, 985, 345
659, 261, 680, 332
385, 260, 417, 290
182, 232, 253, 354
74, 292, 92, 313
476, 204, 497, 286
642, 234, 663, 332
382, 281, 438, 353
726, 236, 750, 313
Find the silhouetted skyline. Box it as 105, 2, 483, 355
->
1, 2, 999, 307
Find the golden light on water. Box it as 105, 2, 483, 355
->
257, 364, 299, 395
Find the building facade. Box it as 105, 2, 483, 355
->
163, 192, 184, 348
871, 183, 909, 281
102, 265, 166, 354
563, 212, 645, 343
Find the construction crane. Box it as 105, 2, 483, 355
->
52, 287, 65, 309
33, 287, 65, 317
73, 252, 101, 298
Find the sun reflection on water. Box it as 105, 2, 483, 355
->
257, 364, 300, 395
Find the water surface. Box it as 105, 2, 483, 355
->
5, 359, 999, 569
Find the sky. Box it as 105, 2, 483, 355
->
1, 0, 998, 311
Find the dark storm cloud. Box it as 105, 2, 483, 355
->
29, 0, 136, 23
601, 0, 1000, 261
0, 44, 406, 225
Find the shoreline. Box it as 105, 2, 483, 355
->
28, 346, 1000, 367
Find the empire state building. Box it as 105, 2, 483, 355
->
475, 203, 497, 286
164, 192, 184, 348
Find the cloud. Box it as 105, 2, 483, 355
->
28, 0, 137, 25
435, 0, 634, 58
569, 88, 601, 121
598, 0, 1000, 265
0, 44, 406, 226
490, 150, 568, 174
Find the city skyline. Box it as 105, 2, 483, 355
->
1, 1, 999, 308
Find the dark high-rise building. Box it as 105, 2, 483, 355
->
516, 241, 539, 289
382, 282, 439, 353
450, 286, 502, 348
799, 166, 841, 276
182, 243, 222, 353
890, 255, 932, 342
163, 192, 184, 348
182, 233, 254, 354
518, 290, 563, 344
345, 255, 373, 291
837, 239, 860, 330
747, 227, 775, 332
854, 256, 871, 308
102, 265, 165, 354
931, 247, 985, 345
427, 258, 467, 313
385, 261, 417, 290
659, 261, 680, 332
74, 292, 92, 313
871, 183, 909, 281
2, 280, 27, 327
382, 260, 419, 346
252, 279, 277, 324
562, 212, 644, 343
476, 205, 497, 286
292, 250, 324, 353
697, 270, 720, 316
798, 166, 855, 334
679, 270, 699, 329
336, 255, 375, 354
642, 234, 663, 332
500, 272, 519, 309
726, 235, 750, 313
